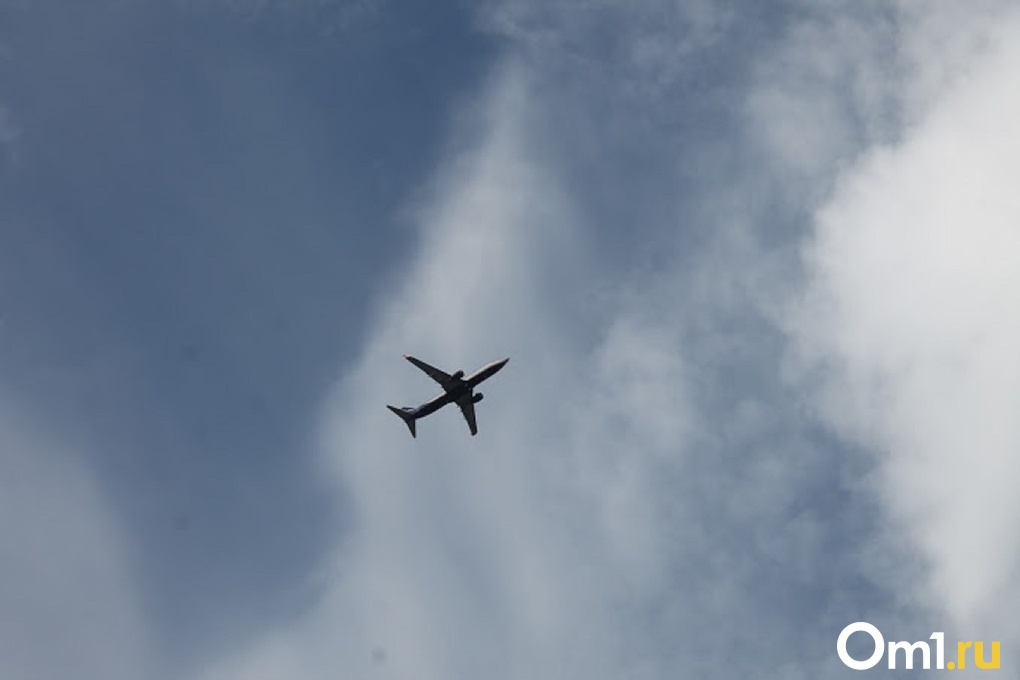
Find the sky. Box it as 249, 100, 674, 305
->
1, 1, 1018, 679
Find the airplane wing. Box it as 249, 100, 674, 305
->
404, 355, 453, 387
456, 395, 478, 436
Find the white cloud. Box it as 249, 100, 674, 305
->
743, 5, 903, 212
791, 0, 1020, 660
197, 63, 607, 680
196, 57, 696, 680
0, 404, 149, 680
189, 2, 1020, 678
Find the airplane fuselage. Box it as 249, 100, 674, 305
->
388, 356, 509, 436
410, 357, 508, 418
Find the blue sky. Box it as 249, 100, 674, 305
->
2, 2, 1019, 679
2, 0, 494, 662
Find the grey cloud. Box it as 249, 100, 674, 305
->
0, 406, 150, 680
194, 3, 964, 679
4, 0, 1009, 678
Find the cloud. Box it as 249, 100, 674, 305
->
790, 0, 1020, 661
0, 403, 149, 680
196, 62, 600, 680
183, 2, 1020, 679
195, 54, 703, 680
192, 6, 909, 680
745, 9, 897, 204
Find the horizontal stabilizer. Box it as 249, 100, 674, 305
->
386, 405, 417, 438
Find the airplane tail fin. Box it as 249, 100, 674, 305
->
386, 405, 417, 438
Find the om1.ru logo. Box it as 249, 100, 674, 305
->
838, 622, 1001, 670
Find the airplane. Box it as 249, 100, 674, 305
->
387, 355, 509, 437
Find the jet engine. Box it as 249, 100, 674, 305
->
452, 370, 465, 380
472, 392, 484, 403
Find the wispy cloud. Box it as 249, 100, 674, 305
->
790, 2, 1020, 655
4, 1, 1015, 678
194, 2, 965, 678
0, 405, 149, 680
197, 62, 612, 679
